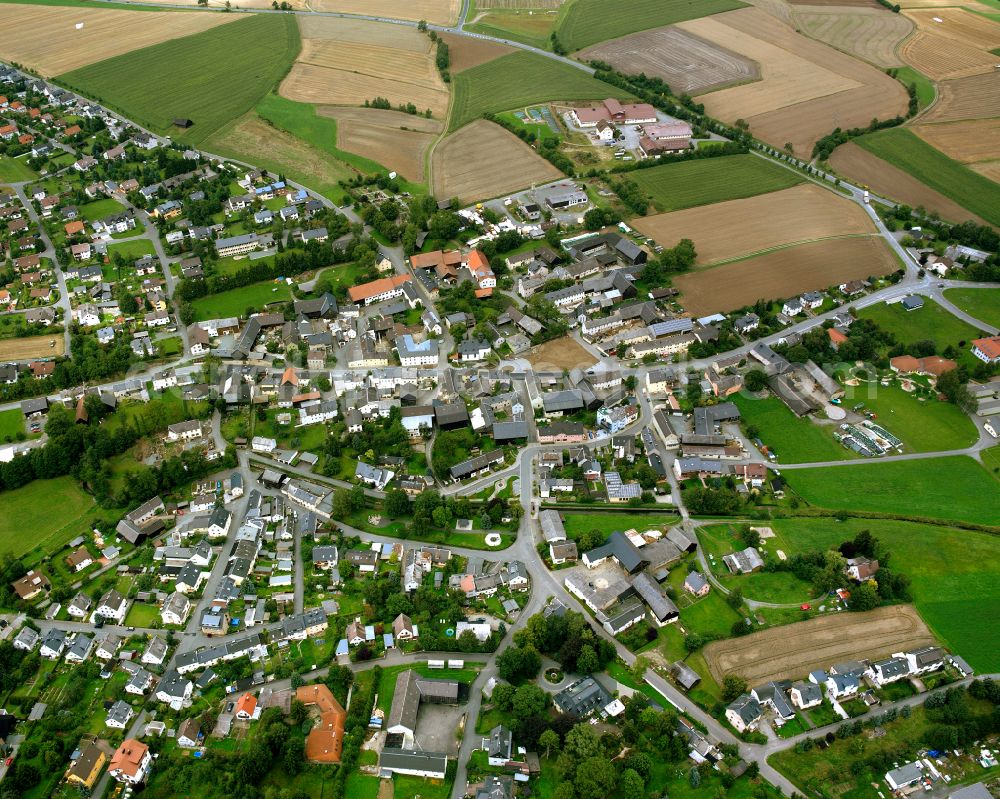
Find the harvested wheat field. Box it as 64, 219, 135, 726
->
0, 335, 65, 360
319, 107, 441, 181
905, 8, 1000, 50
525, 336, 596, 372
632, 184, 875, 265
900, 31, 997, 81
912, 119, 1000, 166
578, 27, 759, 95
793, 6, 912, 67
745, 0, 794, 24
0, 4, 237, 75
674, 236, 897, 315
440, 33, 515, 72
280, 18, 450, 117
704, 605, 936, 684
152, 0, 309, 7
678, 8, 906, 155
971, 162, 1000, 183
310, 0, 459, 24
787, 0, 879, 6
921, 72, 1000, 123
829, 141, 988, 223
476, 0, 563, 7
432, 119, 561, 203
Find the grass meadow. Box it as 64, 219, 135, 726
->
943, 287, 1000, 330
786, 455, 1000, 526
556, 0, 746, 52
0, 156, 38, 182
732, 393, 853, 464
449, 51, 630, 132
628, 154, 805, 212
855, 128, 1000, 226
0, 476, 95, 558
190, 279, 292, 321
58, 15, 300, 145
858, 297, 985, 350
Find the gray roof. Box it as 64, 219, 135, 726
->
886, 762, 923, 788
631, 572, 678, 622
673, 661, 701, 690
949, 784, 994, 799
727, 694, 762, 725
387, 670, 460, 733
684, 571, 708, 593
553, 677, 612, 716
539, 510, 566, 543
792, 681, 822, 705
492, 420, 529, 441
380, 747, 448, 775
542, 389, 584, 413
486, 724, 512, 759
585, 531, 645, 573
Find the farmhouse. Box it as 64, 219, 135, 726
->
572, 98, 658, 127
348, 274, 412, 306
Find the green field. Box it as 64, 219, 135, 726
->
855, 127, 1000, 226
733, 393, 852, 464
466, 9, 560, 50
106, 239, 155, 260
771, 515, 1000, 672
629, 154, 805, 212
0, 156, 38, 182
0, 408, 24, 442
943, 287, 1000, 330
58, 15, 300, 145
556, 0, 746, 51
79, 198, 125, 222
787, 455, 1000, 526
0, 476, 96, 558
560, 512, 681, 541
448, 50, 631, 132
893, 66, 935, 110
190, 279, 292, 320
858, 297, 985, 349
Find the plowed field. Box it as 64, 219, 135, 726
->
439, 33, 515, 72
319, 107, 441, 181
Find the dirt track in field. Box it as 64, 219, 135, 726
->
704, 605, 937, 684
0, 4, 237, 75
632, 184, 875, 265
673, 236, 898, 315
431, 119, 561, 203
828, 142, 988, 224
0, 334, 65, 360
319, 107, 441, 181
524, 336, 596, 371
577, 26, 760, 95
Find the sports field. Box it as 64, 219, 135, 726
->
0, 475, 95, 558
555, 0, 746, 52
58, 15, 300, 145
448, 50, 628, 132
943, 287, 1000, 329
0, 156, 38, 182
732, 393, 853, 464
631, 183, 873, 264
787, 455, 1000, 526
628, 154, 804, 213
771, 516, 1000, 671
855, 128, 1000, 226
190, 279, 292, 321
858, 297, 985, 350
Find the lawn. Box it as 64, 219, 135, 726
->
449, 50, 631, 132
556, 0, 746, 51
842, 380, 979, 452
857, 296, 985, 350
943, 287, 1000, 330
0, 476, 95, 558
155, 336, 183, 357
0, 407, 24, 442
786, 455, 1000, 526
855, 127, 1000, 226
190, 279, 292, 320
79, 198, 124, 222
628, 154, 804, 212
106, 239, 155, 260
560, 512, 683, 541
983, 444, 1000, 478
0, 155, 38, 182
771, 516, 1000, 671
58, 15, 300, 146
732, 393, 852, 464
124, 602, 160, 628
893, 66, 935, 110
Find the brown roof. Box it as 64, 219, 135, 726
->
296, 684, 346, 763
12, 569, 49, 599
66, 546, 92, 568
348, 274, 411, 303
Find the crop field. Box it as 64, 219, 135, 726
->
921, 72, 1000, 122
971, 162, 1000, 182
448, 50, 629, 132
912, 119, 1000, 174
577, 26, 760, 95
280, 19, 449, 118
524, 335, 597, 371
206, 111, 358, 203
432, 119, 562, 202
703, 605, 935, 684
673, 236, 897, 315
0, 4, 237, 75
476, 0, 563, 7
320, 107, 441, 181
828, 142, 988, 224
0, 476, 96, 558
58, 15, 299, 145
631, 184, 875, 265
900, 30, 998, 80
770, 516, 1000, 671
439, 32, 515, 72
555, 0, 746, 52
467, 9, 560, 49
309, 0, 459, 24
0, 334, 65, 360
855, 127, 1000, 225
787, 455, 1000, 526
628, 154, 804, 213
792, 6, 912, 67
680, 8, 908, 156
858, 297, 985, 351
190, 279, 292, 321
943, 287, 1000, 329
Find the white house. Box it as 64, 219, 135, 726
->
725, 694, 762, 733
92, 589, 129, 624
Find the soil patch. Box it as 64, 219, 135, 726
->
524, 336, 596, 371
0, 334, 65, 360
440, 32, 515, 72
318, 107, 441, 181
